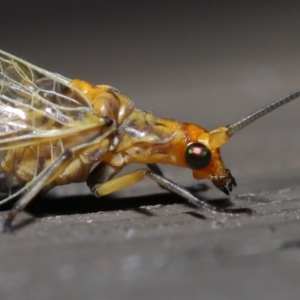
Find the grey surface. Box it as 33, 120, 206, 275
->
1, 1, 300, 299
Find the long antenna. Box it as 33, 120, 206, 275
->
226, 89, 300, 136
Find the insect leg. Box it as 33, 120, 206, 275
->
2, 149, 73, 232
87, 162, 122, 193
146, 163, 167, 191
146, 163, 164, 176
91, 168, 147, 197
147, 163, 208, 193
145, 171, 253, 215
92, 167, 253, 216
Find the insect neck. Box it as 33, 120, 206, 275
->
115, 109, 186, 166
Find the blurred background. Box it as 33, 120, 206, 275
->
2, 2, 300, 300
1, 0, 300, 194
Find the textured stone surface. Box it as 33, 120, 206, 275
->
1, 1, 300, 300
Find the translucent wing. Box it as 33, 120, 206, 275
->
0, 49, 102, 150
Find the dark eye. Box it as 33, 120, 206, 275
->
185, 143, 211, 169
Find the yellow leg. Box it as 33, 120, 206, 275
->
95, 169, 148, 196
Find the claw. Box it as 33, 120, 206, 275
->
2, 208, 17, 233
2, 219, 12, 233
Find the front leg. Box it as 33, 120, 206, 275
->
87, 164, 253, 216
147, 163, 209, 193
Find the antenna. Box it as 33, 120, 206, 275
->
226, 89, 300, 136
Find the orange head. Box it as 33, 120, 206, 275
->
175, 123, 234, 195
174, 88, 300, 195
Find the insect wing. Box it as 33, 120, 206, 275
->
0, 50, 102, 150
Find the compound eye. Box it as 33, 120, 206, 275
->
185, 143, 211, 169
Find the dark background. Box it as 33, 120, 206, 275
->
1, 1, 300, 299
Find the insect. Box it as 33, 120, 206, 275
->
0, 49, 299, 232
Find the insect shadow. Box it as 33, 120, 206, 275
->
0, 184, 234, 220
